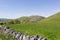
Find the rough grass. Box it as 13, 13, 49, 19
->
3, 21, 60, 40
0, 33, 17, 40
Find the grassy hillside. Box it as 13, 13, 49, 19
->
8, 16, 45, 24
0, 12, 60, 40
40, 12, 60, 22
17, 16, 45, 23
0, 16, 45, 24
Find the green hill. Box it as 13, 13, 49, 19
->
16, 15, 45, 23
0, 12, 60, 40
0, 18, 12, 25
7, 16, 45, 24
40, 12, 60, 22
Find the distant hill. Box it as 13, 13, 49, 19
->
0, 16, 45, 24
7, 15, 45, 24
17, 15, 45, 22
0, 18, 12, 25
28, 16, 45, 22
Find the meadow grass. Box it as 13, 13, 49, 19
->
3, 21, 60, 40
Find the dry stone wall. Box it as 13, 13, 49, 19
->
0, 26, 47, 40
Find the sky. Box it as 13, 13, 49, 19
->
0, 0, 60, 19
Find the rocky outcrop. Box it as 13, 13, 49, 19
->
0, 26, 47, 40
29, 16, 45, 22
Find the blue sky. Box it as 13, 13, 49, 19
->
0, 0, 60, 19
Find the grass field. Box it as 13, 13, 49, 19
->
0, 13, 60, 40
4, 22, 60, 40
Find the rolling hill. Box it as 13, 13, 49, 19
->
0, 12, 60, 40
16, 15, 45, 23
7, 16, 45, 24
